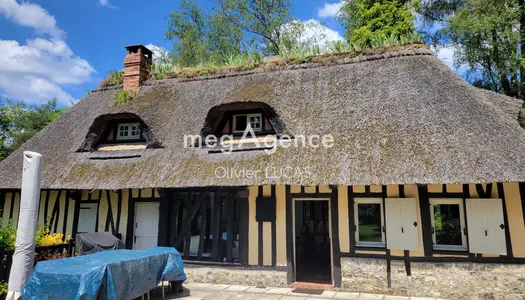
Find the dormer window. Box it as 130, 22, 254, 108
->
233, 113, 262, 132
117, 122, 141, 140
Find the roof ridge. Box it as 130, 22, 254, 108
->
142, 44, 433, 86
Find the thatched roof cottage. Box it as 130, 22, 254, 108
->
0, 44, 524, 299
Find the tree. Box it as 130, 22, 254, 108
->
0, 98, 66, 161
166, 0, 244, 66
338, 0, 416, 46
166, 0, 209, 67
214, 0, 293, 55
446, 0, 521, 96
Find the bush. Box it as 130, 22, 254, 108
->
113, 91, 134, 104
0, 220, 16, 250
100, 69, 124, 87
0, 282, 7, 296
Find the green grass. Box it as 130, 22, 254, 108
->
113, 90, 134, 104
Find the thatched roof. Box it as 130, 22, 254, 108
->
1, 45, 524, 190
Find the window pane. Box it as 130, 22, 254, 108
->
235, 116, 247, 131
249, 116, 262, 130
433, 204, 462, 246
357, 203, 382, 242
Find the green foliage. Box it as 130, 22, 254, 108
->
0, 98, 66, 160
216, 0, 293, 55
113, 91, 134, 104
0, 282, 6, 296
100, 69, 124, 87
331, 40, 352, 53
338, 0, 416, 46
0, 219, 17, 250
414, 0, 525, 127
446, 0, 521, 97
166, 0, 244, 67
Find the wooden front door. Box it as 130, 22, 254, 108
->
133, 202, 159, 250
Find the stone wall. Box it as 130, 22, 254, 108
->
341, 257, 525, 300
184, 265, 288, 288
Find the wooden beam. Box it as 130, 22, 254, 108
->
497, 183, 513, 258
462, 184, 474, 259
197, 192, 208, 260
72, 191, 81, 238
258, 186, 263, 266
43, 190, 51, 223
330, 186, 342, 287
348, 186, 355, 255
174, 188, 209, 249
212, 188, 221, 261
158, 189, 170, 247
226, 190, 234, 262
49, 190, 62, 233
184, 194, 192, 260
285, 185, 295, 283
104, 190, 115, 233
238, 194, 249, 266
418, 184, 433, 257
519, 182, 525, 224
172, 191, 182, 247
115, 190, 122, 233
125, 189, 137, 249
271, 185, 277, 266
62, 190, 70, 238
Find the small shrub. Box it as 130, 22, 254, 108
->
0, 219, 17, 250
99, 69, 124, 87
0, 282, 7, 296
113, 91, 134, 104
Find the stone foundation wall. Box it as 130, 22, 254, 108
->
184, 265, 288, 288
341, 257, 525, 300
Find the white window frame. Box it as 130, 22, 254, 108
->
232, 113, 262, 133
429, 198, 467, 251
354, 198, 385, 248
116, 122, 141, 141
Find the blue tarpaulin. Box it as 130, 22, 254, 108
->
22, 247, 187, 300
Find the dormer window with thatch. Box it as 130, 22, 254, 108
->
116, 122, 142, 141
78, 113, 161, 158
197, 103, 290, 153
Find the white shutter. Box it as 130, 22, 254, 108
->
385, 198, 419, 250
466, 199, 507, 255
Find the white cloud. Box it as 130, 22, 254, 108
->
317, 1, 343, 18
0, 0, 64, 38
282, 19, 343, 50
432, 44, 468, 74
0, 1, 95, 106
99, 0, 118, 9
145, 43, 170, 64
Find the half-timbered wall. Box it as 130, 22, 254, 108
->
0, 182, 524, 269
0, 188, 160, 245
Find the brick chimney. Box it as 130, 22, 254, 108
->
123, 44, 153, 93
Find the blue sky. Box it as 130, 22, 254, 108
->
0, 0, 452, 107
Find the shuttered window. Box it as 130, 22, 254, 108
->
354, 198, 385, 248
429, 198, 467, 251
385, 198, 419, 250
466, 199, 507, 255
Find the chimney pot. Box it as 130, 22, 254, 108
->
123, 44, 153, 93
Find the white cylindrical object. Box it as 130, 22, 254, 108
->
7, 151, 42, 300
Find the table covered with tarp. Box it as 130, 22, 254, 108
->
22, 247, 187, 300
